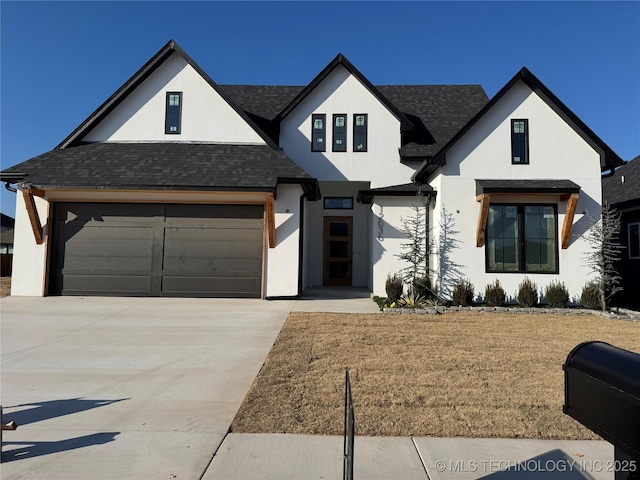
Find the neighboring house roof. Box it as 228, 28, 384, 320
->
2, 142, 319, 198
357, 183, 434, 204
56, 40, 281, 151
221, 84, 488, 161
0, 213, 15, 245
475, 179, 581, 196
602, 155, 640, 210
412, 67, 625, 183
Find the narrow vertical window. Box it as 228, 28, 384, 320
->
312, 114, 326, 152
333, 114, 347, 152
353, 114, 367, 152
629, 223, 640, 259
511, 119, 528, 164
165, 92, 182, 134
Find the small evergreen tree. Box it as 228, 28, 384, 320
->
583, 201, 624, 311
396, 192, 430, 291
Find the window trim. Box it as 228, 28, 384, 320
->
324, 197, 354, 210
312, 114, 326, 152
629, 222, 640, 259
511, 119, 529, 165
353, 114, 368, 152
332, 114, 347, 152
485, 203, 559, 274
165, 92, 182, 134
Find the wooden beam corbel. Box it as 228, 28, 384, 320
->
561, 193, 579, 249
22, 188, 44, 245
266, 194, 276, 248
476, 193, 491, 247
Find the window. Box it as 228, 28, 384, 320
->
511, 119, 528, 164
629, 223, 640, 259
324, 197, 353, 209
333, 114, 347, 152
312, 114, 326, 152
165, 92, 182, 134
486, 204, 557, 273
353, 114, 367, 152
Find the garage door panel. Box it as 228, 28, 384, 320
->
59, 274, 152, 296
51, 203, 264, 298
162, 276, 262, 297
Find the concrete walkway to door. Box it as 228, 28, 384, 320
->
291, 286, 380, 313
0, 296, 295, 480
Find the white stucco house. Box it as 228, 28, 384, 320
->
1, 40, 624, 300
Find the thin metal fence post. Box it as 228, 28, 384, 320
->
343, 367, 355, 480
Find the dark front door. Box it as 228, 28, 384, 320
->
323, 216, 352, 286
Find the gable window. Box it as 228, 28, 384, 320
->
165, 92, 182, 134
629, 223, 640, 259
333, 114, 347, 152
353, 114, 368, 152
486, 204, 558, 273
511, 119, 528, 164
312, 114, 326, 152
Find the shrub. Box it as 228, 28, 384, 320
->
412, 275, 432, 299
372, 296, 390, 311
398, 292, 427, 309
545, 281, 569, 308
385, 274, 404, 303
581, 281, 601, 310
517, 277, 538, 307
484, 280, 506, 306
452, 279, 474, 306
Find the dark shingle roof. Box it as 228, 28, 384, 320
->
220, 84, 488, 160
2, 143, 317, 195
602, 155, 640, 209
357, 183, 435, 204
475, 179, 581, 196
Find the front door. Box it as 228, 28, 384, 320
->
323, 216, 352, 285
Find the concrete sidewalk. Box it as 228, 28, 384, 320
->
204, 433, 615, 480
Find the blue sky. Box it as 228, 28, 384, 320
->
1, 1, 639, 216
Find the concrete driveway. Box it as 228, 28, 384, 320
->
1, 296, 294, 479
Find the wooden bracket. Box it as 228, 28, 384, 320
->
561, 193, 579, 249
22, 188, 44, 245
476, 193, 491, 247
266, 194, 276, 248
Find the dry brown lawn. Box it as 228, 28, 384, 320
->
0, 277, 10, 297
232, 311, 640, 439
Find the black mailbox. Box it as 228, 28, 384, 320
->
564, 341, 640, 479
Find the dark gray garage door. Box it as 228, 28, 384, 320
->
50, 203, 264, 297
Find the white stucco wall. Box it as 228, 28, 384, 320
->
11, 193, 50, 296
279, 65, 415, 188
264, 184, 303, 297
428, 80, 602, 302
83, 53, 265, 144
370, 196, 427, 297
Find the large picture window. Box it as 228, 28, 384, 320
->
486, 204, 558, 273
312, 114, 326, 152
629, 222, 640, 259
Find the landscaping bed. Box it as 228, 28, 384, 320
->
231, 311, 640, 439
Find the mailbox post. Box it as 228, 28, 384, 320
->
563, 341, 640, 479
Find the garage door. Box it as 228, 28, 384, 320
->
50, 203, 264, 297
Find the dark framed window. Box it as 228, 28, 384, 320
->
312, 114, 326, 152
353, 114, 367, 152
165, 92, 182, 134
511, 119, 529, 164
629, 223, 640, 259
333, 114, 347, 152
324, 197, 353, 209
486, 204, 558, 273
